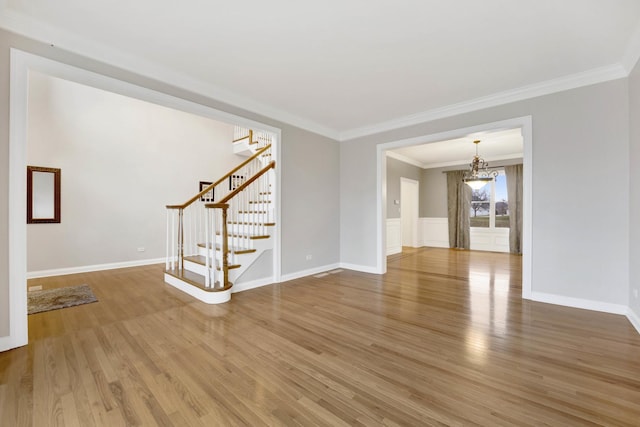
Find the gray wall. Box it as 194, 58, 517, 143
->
0, 29, 340, 342
419, 158, 523, 218
629, 60, 640, 320
341, 79, 630, 307
386, 157, 422, 219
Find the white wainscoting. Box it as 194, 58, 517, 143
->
416, 217, 510, 253
386, 218, 402, 255
470, 227, 510, 253
418, 217, 449, 248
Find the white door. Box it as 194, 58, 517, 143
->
400, 178, 419, 248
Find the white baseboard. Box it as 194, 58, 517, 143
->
0, 334, 28, 353
232, 277, 274, 293
530, 292, 628, 315
339, 262, 382, 274
627, 308, 640, 335
27, 258, 165, 279
387, 247, 402, 255
279, 263, 341, 283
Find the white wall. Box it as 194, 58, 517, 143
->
26, 72, 241, 272
341, 79, 630, 309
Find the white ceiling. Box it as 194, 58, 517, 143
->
388, 128, 523, 169
2, 1, 640, 140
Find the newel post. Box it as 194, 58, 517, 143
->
220, 204, 230, 288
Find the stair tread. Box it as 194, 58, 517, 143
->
184, 255, 241, 270
214, 232, 270, 239
165, 268, 232, 292
197, 242, 257, 254
228, 221, 275, 226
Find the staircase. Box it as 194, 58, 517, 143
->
164, 127, 276, 304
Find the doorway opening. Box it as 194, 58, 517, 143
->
5, 49, 282, 352
377, 116, 533, 300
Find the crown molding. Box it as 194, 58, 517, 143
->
422, 153, 523, 170
339, 64, 627, 141
385, 151, 424, 168
1, 6, 636, 144
0, 9, 341, 140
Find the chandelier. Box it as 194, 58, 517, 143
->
463, 140, 498, 190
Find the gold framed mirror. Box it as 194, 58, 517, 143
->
27, 166, 61, 224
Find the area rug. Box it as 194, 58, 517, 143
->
28, 284, 98, 315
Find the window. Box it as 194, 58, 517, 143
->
469, 169, 509, 228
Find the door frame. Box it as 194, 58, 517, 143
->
3, 49, 283, 352
376, 116, 533, 300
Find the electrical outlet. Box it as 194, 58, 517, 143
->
137, 247, 145, 252
634, 289, 639, 299
306, 254, 312, 261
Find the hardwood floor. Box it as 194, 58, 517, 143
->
2, 247, 640, 426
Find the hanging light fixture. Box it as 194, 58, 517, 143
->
463, 140, 498, 190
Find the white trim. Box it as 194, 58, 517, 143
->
385, 151, 424, 168
8, 49, 282, 351
232, 277, 274, 293
164, 273, 231, 304
423, 153, 523, 170
627, 308, 640, 335
272, 132, 282, 283
377, 150, 388, 275
386, 218, 402, 255
521, 120, 533, 300
27, 258, 165, 279
377, 116, 533, 299
341, 65, 625, 141
419, 217, 449, 248
530, 292, 628, 316
3, 48, 29, 351
339, 263, 381, 274
469, 228, 510, 253
280, 263, 341, 283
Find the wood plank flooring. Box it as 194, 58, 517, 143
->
2, 247, 640, 426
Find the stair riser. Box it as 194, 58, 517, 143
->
196, 237, 273, 268
226, 224, 273, 235
183, 260, 241, 282
233, 213, 274, 223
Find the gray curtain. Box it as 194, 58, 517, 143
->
446, 171, 471, 249
504, 164, 523, 254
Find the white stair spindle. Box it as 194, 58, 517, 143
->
204, 207, 210, 288
165, 211, 170, 270
171, 211, 176, 270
